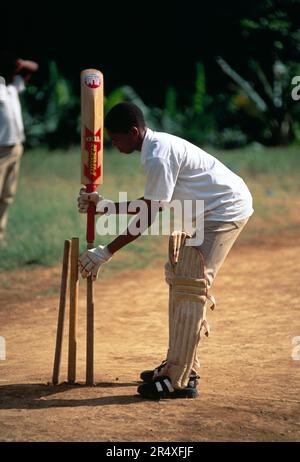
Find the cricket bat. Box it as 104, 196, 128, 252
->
81, 68, 104, 385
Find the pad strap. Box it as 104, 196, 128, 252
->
166, 265, 216, 310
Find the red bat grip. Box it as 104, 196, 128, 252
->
86, 205, 95, 244
86, 184, 97, 244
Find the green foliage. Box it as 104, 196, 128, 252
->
21, 61, 80, 148
19, 4, 300, 152
175, 63, 215, 145
217, 54, 300, 146
165, 86, 177, 118
104, 87, 125, 114
208, 128, 248, 149
193, 62, 206, 115
241, 12, 292, 34
103, 63, 215, 146
160, 63, 215, 145
104, 84, 162, 136
208, 0, 300, 147
153, 63, 215, 145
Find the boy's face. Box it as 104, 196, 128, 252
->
107, 129, 138, 154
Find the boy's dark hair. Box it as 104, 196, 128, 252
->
104, 102, 145, 133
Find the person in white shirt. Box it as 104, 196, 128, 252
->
77, 102, 253, 399
0, 51, 38, 241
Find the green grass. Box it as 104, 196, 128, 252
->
209, 144, 300, 178
0, 144, 299, 271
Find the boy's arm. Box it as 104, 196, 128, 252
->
78, 189, 162, 217
15, 59, 39, 81
107, 198, 161, 254
78, 188, 144, 216
78, 198, 162, 280
112, 196, 144, 215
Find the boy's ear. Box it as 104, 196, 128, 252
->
128, 126, 139, 136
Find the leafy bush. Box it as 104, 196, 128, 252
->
208, 128, 248, 149
158, 63, 216, 145
104, 63, 216, 146
21, 61, 80, 148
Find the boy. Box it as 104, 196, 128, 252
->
78, 102, 253, 399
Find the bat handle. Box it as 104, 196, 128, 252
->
86, 183, 97, 245
86, 206, 95, 244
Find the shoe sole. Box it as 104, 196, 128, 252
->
137, 384, 199, 400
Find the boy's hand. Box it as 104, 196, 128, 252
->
78, 245, 112, 280
77, 186, 103, 213
77, 187, 114, 215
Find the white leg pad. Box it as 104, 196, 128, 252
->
164, 233, 212, 389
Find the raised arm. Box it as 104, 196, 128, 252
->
15, 59, 39, 81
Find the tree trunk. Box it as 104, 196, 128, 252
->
270, 113, 293, 145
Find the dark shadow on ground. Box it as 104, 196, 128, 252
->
0, 382, 145, 409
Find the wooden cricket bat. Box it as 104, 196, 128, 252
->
81, 68, 104, 385
81, 69, 103, 225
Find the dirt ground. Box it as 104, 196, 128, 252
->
0, 234, 300, 442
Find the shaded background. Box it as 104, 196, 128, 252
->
3, 1, 297, 98
2, 0, 300, 148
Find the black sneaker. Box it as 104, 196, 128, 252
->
140, 360, 167, 383
140, 361, 200, 388
137, 376, 199, 400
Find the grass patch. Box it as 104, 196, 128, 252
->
0, 144, 299, 271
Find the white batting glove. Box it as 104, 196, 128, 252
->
78, 245, 112, 280
77, 187, 114, 215
77, 187, 103, 213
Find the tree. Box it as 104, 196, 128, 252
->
216, 0, 300, 145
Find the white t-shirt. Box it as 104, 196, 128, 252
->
0, 75, 25, 146
141, 128, 254, 222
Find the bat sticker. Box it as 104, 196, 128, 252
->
84, 73, 101, 89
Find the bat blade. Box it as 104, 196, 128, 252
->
81, 69, 104, 188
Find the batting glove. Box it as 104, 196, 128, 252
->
77, 187, 114, 215
78, 245, 112, 280
77, 187, 103, 213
